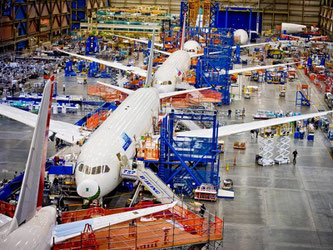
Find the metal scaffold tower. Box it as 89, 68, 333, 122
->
180, 1, 219, 28
202, 1, 220, 28
275, 136, 291, 164
258, 136, 276, 166
180, 1, 189, 28
158, 109, 220, 198
274, 124, 294, 164
195, 28, 234, 104
258, 124, 294, 166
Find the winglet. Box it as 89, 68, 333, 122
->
144, 29, 155, 88
7, 77, 54, 233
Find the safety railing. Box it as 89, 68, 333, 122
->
54, 204, 223, 250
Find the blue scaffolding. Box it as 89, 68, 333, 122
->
265, 70, 287, 84
85, 36, 99, 55
208, 1, 220, 28
65, 60, 76, 76
195, 28, 234, 105
157, 109, 220, 197
180, 1, 189, 29
180, 1, 219, 28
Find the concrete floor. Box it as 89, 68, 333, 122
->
210, 67, 333, 250
0, 62, 333, 249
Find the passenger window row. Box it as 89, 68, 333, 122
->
154, 80, 172, 86
78, 164, 110, 174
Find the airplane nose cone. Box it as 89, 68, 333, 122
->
77, 179, 100, 199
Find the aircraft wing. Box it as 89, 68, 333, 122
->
58, 50, 147, 77
97, 81, 211, 99
309, 36, 328, 41
192, 42, 270, 58
232, 42, 269, 49
159, 87, 211, 99
154, 49, 172, 56
53, 201, 177, 244
281, 34, 306, 41
229, 62, 296, 74
114, 35, 171, 56
97, 81, 134, 95
114, 35, 164, 48
176, 111, 333, 138
0, 104, 90, 144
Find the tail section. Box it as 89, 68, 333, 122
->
180, 13, 187, 50
8, 77, 54, 232
144, 29, 155, 88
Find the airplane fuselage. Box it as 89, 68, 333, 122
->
75, 88, 160, 199
153, 50, 191, 93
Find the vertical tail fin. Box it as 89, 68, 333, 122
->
145, 29, 155, 88
180, 13, 187, 50
8, 77, 54, 232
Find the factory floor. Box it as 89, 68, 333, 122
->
0, 66, 332, 249
210, 68, 333, 250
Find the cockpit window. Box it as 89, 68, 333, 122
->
91, 167, 97, 175
104, 165, 110, 173
85, 166, 91, 174
96, 166, 102, 174
78, 164, 84, 172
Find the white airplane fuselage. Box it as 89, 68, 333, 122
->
153, 50, 191, 93
75, 40, 199, 199
75, 88, 160, 199
281, 23, 306, 34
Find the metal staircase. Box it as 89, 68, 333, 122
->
120, 164, 181, 205
173, 169, 205, 198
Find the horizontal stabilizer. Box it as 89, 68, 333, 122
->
176, 111, 333, 138
97, 81, 134, 95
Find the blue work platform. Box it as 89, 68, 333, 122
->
195, 28, 234, 105
156, 109, 221, 197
